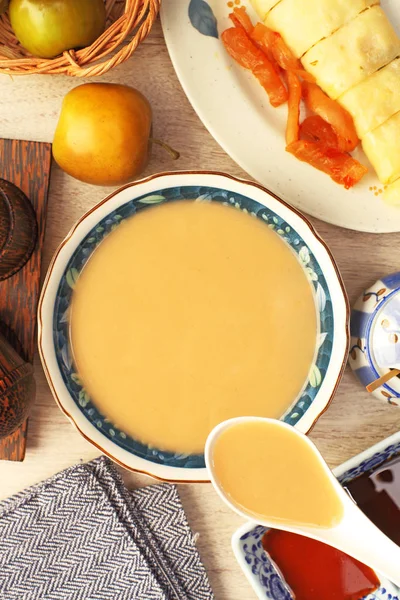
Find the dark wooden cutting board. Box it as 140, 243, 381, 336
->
0, 138, 52, 461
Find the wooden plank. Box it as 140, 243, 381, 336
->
0, 139, 52, 461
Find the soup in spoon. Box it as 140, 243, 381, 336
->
211, 419, 344, 528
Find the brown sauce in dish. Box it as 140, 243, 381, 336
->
345, 455, 400, 546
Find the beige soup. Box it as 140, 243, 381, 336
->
212, 420, 344, 528
70, 201, 317, 454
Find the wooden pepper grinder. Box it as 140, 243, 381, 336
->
0, 178, 38, 281
0, 179, 37, 437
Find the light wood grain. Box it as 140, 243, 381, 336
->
0, 19, 399, 600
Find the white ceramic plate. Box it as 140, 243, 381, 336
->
161, 0, 400, 232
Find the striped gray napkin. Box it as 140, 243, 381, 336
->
0, 456, 214, 600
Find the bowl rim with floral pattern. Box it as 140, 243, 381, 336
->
232, 431, 400, 599
38, 171, 349, 482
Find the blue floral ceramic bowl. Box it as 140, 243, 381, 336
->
350, 273, 400, 406
233, 431, 400, 599
38, 172, 349, 482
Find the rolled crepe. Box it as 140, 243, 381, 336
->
384, 178, 400, 205
251, 0, 282, 21
302, 6, 400, 99
266, 0, 378, 59
339, 59, 400, 138
362, 111, 400, 185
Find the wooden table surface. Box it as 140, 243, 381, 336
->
1, 19, 400, 600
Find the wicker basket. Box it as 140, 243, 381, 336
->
0, 0, 160, 77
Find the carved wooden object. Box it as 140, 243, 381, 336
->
0, 331, 35, 438
0, 139, 52, 461
0, 179, 38, 281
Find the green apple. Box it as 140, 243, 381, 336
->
9, 0, 106, 59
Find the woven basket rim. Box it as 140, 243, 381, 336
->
0, 0, 160, 76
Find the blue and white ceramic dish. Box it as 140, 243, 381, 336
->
232, 431, 400, 599
38, 172, 349, 482
349, 272, 400, 406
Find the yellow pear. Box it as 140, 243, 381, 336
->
53, 83, 153, 187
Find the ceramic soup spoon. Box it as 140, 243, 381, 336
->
205, 417, 400, 587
